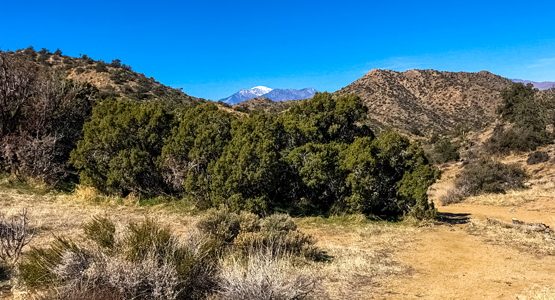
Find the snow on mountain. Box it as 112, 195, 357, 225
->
220, 86, 316, 104
220, 86, 273, 104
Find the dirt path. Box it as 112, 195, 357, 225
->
382, 224, 555, 299
380, 199, 555, 300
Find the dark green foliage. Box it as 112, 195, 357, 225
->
94, 62, 108, 73
527, 151, 549, 165
161, 103, 234, 202
430, 137, 460, 163
487, 125, 551, 153
70, 99, 174, 197
487, 83, 552, 153
0, 262, 10, 281
340, 133, 439, 218
209, 113, 289, 213
280, 92, 372, 147
82, 216, 116, 249
285, 142, 348, 215
456, 159, 526, 195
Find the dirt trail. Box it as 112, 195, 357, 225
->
381, 191, 555, 299
383, 225, 555, 299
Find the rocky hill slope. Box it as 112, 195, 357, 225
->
2, 48, 197, 103
337, 69, 513, 136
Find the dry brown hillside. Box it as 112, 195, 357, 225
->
337, 69, 513, 136
3, 48, 198, 103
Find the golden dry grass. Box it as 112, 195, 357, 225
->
298, 217, 423, 299
0, 186, 424, 300
466, 218, 555, 256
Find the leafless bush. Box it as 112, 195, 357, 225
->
215, 251, 319, 300
0, 209, 33, 266
0, 53, 97, 185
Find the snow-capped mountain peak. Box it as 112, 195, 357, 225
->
237, 86, 273, 97
220, 86, 316, 104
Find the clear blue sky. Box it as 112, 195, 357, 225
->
2, 0, 555, 100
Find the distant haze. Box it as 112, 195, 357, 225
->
512, 79, 555, 90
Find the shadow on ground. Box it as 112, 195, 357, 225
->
437, 212, 471, 225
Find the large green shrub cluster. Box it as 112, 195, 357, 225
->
71, 99, 174, 196
487, 83, 553, 153
71, 93, 438, 219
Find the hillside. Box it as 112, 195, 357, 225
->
232, 97, 297, 113
337, 69, 513, 136
2, 48, 198, 103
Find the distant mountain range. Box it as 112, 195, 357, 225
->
220, 86, 316, 104
511, 79, 555, 90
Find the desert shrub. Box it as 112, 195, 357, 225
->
196, 207, 241, 244
233, 231, 319, 260
19, 218, 218, 299
123, 219, 176, 262
259, 214, 297, 232
209, 113, 290, 213
19, 237, 83, 287
238, 211, 260, 233
160, 103, 234, 199
442, 158, 527, 205
82, 216, 115, 249
486, 125, 551, 154
527, 151, 550, 165
341, 134, 438, 219
487, 83, 552, 153
196, 208, 325, 261
70, 99, 174, 197
215, 252, 318, 300
0, 209, 33, 279
94, 62, 108, 73
0, 54, 97, 185
430, 137, 460, 163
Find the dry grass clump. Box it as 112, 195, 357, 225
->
196, 209, 327, 261
467, 218, 555, 256
19, 217, 218, 300
11, 207, 327, 299
213, 250, 320, 300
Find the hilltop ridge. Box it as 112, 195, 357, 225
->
337, 69, 513, 135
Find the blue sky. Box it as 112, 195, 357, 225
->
2, 0, 555, 100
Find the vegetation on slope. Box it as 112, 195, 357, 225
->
71, 93, 439, 219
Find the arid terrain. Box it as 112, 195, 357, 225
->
1, 145, 553, 299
